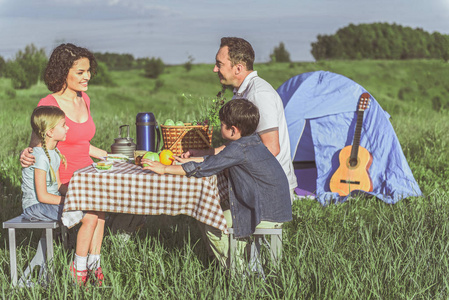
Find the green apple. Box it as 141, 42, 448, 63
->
164, 119, 175, 126
175, 121, 184, 126
142, 151, 160, 167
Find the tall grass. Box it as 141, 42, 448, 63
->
1, 60, 449, 298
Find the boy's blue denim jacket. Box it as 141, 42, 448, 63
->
182, 134, 292, 238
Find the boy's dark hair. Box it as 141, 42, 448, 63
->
219, 99, 259, 137
44, 43, 97, 93
220, 37, 255, 71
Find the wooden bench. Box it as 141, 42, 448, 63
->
2, 216, 66, 287
228, 225, 283, 277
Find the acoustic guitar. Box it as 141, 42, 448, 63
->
329, 93, 373, 196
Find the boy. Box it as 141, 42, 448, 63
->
142, 99, 292, 267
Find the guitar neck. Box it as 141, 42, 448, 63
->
350, 110, 365, 163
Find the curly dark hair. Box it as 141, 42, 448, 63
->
220, 37, 255, 71
219, 99, 259, 136
44, 43, 97, 93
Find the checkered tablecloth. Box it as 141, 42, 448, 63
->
62, 162, 229, 232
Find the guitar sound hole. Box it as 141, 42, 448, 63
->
349, 159, 358, 167
340, 180, 361, 185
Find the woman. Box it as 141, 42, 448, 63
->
20, 43, 107, 285
20, 43, 107, 182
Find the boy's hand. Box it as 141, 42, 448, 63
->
174, 155, 203, 163
142, 159, 167, 175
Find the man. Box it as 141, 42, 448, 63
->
184, 37, 297, 199
182, 37, 298, 271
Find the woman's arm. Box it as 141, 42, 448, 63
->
35, 169, 64, 205
20, 131, 41, 167
89, 144, 108, 159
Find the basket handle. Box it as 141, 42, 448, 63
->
195, 129, 212, 148
168, 129, 189, 151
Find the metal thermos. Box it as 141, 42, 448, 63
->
110, 125, 137, 158
136, 112, 161, 152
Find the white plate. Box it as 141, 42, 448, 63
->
103, 154, 130, 162
92, 163, 114, 172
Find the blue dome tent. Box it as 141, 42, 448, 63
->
277, 71, 422, 205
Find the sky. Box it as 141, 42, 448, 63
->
1, 0, 448, 64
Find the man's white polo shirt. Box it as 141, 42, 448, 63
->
233, 71, 297, 190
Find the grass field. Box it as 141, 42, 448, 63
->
1, 60, 449, 299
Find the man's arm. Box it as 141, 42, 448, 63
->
259, 130, 280, 157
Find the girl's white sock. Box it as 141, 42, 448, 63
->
74, 254, 88, 271
87, 254, 101, 270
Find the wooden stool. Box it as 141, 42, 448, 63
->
228, 226, 283, 276
3, 216, 66, 287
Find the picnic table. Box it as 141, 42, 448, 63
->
61, 161, 228, 233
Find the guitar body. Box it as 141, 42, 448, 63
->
329, 145, 373, 196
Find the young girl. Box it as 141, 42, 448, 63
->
21, 106, 106, 286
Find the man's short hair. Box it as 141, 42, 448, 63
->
219, 99, 259, 136
220, 37, 255, 71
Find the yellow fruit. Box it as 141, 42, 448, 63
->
159, 149, 175, 165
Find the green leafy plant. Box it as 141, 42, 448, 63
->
183, 85, 228, 128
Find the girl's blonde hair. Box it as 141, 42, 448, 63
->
30, 106, 67, 183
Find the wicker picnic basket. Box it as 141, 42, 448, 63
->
161, 124, 213, 156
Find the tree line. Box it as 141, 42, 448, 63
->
1, 23, 448, 90
311, 22, 449, 61
0, 45, 169, 89
0, 43, 288, 90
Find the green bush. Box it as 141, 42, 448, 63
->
184, 55, 194, 72
144, 57, 165, 79
0, 56, 5, 77
89, 61, 116, 87
4, 44, 47, 89
5, 61, 28, 89
270, 42, 291, 63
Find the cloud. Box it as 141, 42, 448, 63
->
0, 0, 176, 20
1, 0, 447, 64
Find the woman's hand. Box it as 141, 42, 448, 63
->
142, 159, 167, 175
20, 147, 35, 168
89, 145, 108, 159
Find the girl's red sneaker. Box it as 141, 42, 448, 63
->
70, 262, 88, 286
93, 267, 104, 286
